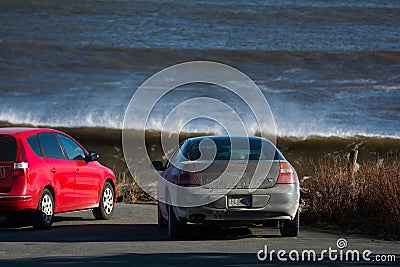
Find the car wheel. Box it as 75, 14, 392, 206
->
279, 211, 299, 237
158, 203, 168, 228
93, 182, 114, 220
33, 188, 54, 229
167, 205, 186, 239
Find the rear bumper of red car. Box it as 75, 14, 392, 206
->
0, 195, 34, 214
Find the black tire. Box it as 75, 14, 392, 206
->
33, 188, 54, 230
93, 182, 114, 220
167, 205, 186, 239
280, 211, 299, 237
158, 203, 168, 228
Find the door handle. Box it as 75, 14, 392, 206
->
50, 168, 56, 173
75, 168, 80, 174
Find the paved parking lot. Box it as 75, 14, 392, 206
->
0, 204, 399, 266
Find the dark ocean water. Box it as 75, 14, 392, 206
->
0, 0, 399, 138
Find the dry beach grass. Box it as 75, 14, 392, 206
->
301, 153, 400, 240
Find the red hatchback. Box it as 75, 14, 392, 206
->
0, 128, 117, 229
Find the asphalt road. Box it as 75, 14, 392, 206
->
0, 204, 399, 266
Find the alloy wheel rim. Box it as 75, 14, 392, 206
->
103, 187, 114, 215
41, 194, 53, 224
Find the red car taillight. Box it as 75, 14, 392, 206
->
176, 171, 200, 186
14, 139, 28, 177
276, 162, 297, 184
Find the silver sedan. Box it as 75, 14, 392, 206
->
153, 136, 300, 239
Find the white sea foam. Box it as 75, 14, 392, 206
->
1, 107, 399, 139
0, 108, 123, 129
373, 85, 400, 91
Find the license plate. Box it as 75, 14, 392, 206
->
227, 195, 251, 208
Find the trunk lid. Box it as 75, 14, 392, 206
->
186, 160, 280, 189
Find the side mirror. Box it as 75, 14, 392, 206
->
152, 161, 165, 171
87, 151, 99, 162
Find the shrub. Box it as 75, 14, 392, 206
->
302, 154, 400, 240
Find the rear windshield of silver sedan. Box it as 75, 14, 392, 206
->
186, 139, 283, 161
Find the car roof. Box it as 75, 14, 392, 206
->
0, 127, 60, 136
185, 135, 272, 143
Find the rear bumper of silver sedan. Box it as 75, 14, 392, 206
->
172, 184, 299, 223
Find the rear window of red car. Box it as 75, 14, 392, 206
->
0, 136, 16, 162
